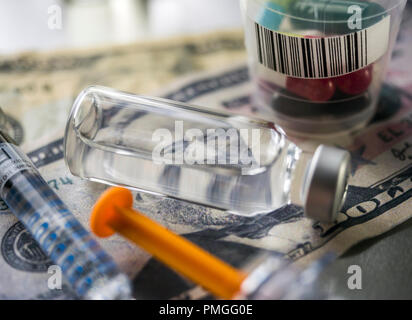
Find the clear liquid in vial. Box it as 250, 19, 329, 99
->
65, 86, 350, 221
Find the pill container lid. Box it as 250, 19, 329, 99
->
302, 145, 351, 222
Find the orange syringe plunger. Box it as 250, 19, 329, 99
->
90, 187, 247, 299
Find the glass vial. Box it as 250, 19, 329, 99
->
64, 86, 351, 221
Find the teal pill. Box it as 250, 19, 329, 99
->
258, 1, 286, 30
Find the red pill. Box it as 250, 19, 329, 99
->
286, 77, 336, 102
334, 65, 373, 95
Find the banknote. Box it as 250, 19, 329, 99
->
0, 29, 246, 150
1, 3, 412, 299
2, 62, 412, 300
0, 29, 251, 299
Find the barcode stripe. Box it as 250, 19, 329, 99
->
262, 27, 267, 67
350, 34, 354, 72
308, 39, 313, 78
283, 35, 289, 75
336, 38, 340, 76
329, 39, 334, 76
355, 32, 359, 70
321, 39, 326, 77
265, 29, 272, 69
349, 34, 352, 74
365, 29, 368, 65
253, 22, 370, 78
361, 31, 363, 67
258, 24, 263, 64
351, 34, 355, 72
306, 39, 312, 78
280, 33, 285, 74
277, 33, 282, 72
310, 39, 317, 78
338, 37, 342, 75
263, 29, 268, 67
320, 38, 327, 78
328, 41, 334, 75
290, 36, 296, 76
315, 39, 322, 78
255, 23, 262, 64
334, 38, 338, 76
334, 38, 339, 76
319, 39, 324, 77
316, 40, 320, 78
286, 36, 291, 75
262, 28, 267, 66
294, 38, 299, 77
270, 31, 277, 71
275, 33, 282, 74
330, 39, 337, 76
344, 35, 349, 74
294, 37, 299, 77
301, 38, 307, 78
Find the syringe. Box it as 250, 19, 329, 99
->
91, 186, 332, 300
0, 129, 132, 299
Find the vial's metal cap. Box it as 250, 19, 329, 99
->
302, 145, 351, 222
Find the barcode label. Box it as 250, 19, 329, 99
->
253, 15, 390, 79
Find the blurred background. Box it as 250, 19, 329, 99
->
0, 0, 243, 54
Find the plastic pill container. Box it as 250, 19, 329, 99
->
241, 0, 406, 136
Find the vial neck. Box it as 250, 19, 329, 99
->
289, 151, 313, 208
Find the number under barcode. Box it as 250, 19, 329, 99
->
254, 22, 369, 79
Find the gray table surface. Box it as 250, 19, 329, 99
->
316, 218, 412, 299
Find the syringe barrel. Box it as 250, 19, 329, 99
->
0, 134, 131, 299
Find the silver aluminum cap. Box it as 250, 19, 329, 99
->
302, 145, 351, 222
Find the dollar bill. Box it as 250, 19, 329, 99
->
0, 29, 246, 299
0, 29, 246, 150
3, 61, 412, 300
1, 5, 412, 299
